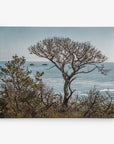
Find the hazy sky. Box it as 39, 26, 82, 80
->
0, 27, 114, 61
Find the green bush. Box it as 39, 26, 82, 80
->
0, 55, 44, 117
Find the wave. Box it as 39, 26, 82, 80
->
80, 94, 88, 96
100, 89, 114, 92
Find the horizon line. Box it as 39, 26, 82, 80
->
0, 60, 114, 63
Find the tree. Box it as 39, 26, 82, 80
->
0, 55, 44, 117
29, 37, 108, 107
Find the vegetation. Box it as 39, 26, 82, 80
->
0, 56, 113, 118
0, 55, 44, 117
29, 37, 108, 107
0, 37, 113, 118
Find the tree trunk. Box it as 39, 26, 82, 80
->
63, 80, 70, 107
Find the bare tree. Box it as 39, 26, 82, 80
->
29, 37, 107, 107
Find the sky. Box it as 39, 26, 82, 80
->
0, 27, 114, 62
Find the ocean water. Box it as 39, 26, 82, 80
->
0, 61, 114, 99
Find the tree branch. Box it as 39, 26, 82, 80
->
76, 66, 97, 74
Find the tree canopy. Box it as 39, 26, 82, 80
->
29, 37, 108, 106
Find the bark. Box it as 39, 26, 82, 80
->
63, 80, 70, 107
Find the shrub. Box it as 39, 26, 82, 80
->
0, 55, 44, 117
78, 87, 113, 118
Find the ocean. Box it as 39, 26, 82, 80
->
0, 61, 114, 99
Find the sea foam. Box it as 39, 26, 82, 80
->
100, 89, 114, 92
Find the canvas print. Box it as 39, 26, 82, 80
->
0, 27, 114, 118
